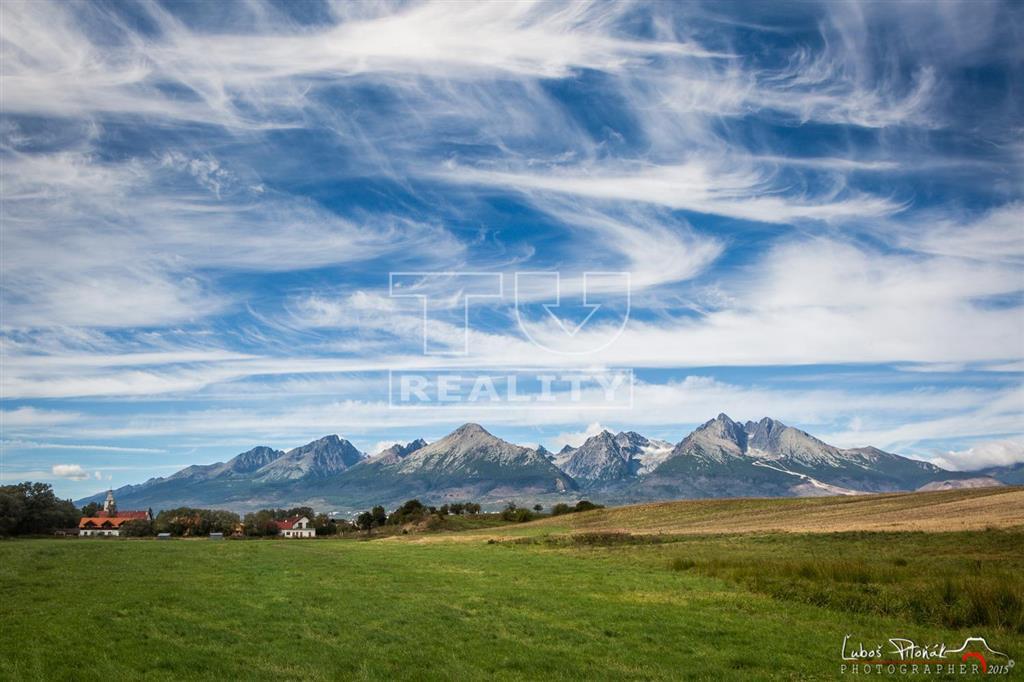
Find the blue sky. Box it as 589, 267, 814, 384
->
1, 0, 1022, 498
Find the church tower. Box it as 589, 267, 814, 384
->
103, 490, 116, 515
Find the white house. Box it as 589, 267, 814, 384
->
274, 516, 315, 538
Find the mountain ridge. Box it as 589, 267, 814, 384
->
76, 416, 1011, 512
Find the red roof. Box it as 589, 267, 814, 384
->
273, 516, 306, 530
94, 510, 149, 520
79, 517, 136, 529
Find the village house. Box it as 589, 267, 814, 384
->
274, 516, 315, 538
78, 490, 151, 537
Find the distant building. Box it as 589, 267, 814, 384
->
273, 516, 315, 538
79, 490, 152, 537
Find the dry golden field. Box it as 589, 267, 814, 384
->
433, 487, 1024, 542
538, 487, 1024, 534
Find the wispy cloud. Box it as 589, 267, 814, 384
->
930, 440, 1024, 472
1, 0, 1021, 493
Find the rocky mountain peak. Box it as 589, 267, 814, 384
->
562, 429, 633, 483
254, 434, 364, 481
451, 423, 491, 438
377, 438, 428, 460
228, 446, 284, 473
698, 413, 748, 449
289, 434, 363, 465
404, 438, 428, 453
614, 431, 648, 450
745, 417, 785, 450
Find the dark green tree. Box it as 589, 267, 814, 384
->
120, 519, 154, 537
313, 513, 337, 536
0, 482, 78, 535
284, 506, 315, 520
356, 511, 374, 532
500, 502, 534, 522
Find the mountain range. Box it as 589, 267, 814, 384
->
77, 414, 1018, 512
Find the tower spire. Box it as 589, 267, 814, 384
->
103, 489, 116, 515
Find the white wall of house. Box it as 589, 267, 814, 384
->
79, 529, 121, 537
280, 519, 315, 539
280, 528, 315, 538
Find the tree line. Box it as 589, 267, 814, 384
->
353, 500, 484, 531
0, 481, 604, 537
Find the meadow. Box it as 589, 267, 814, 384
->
2, 491, 1022, 681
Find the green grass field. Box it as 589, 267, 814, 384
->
2, 527, 1022, 680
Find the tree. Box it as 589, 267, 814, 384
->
500, 502, 534, 523
356, 511, 374, 532
371, 505, 387, 527
449, 502, 465, 515
244, 510, 279, 536
0, 489, 26, 536
387, 499, 427, 526
120, 519, 154, 537
464, 502, 481, 514
313, 513, 337, 536
551, 503, 572, 516
154, 507, 241, 537
284, 506, 315, 521
80, 501, 100, 517
438, 504, 450, 516
550, 501, 603, 516
533, 504, 543, 513
0, 482, 78, 535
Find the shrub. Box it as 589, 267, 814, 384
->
500, 504, 534, 523
388, 499, 428, 526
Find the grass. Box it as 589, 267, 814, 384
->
2, 528, 1022, 680
646, 531, 1024, 634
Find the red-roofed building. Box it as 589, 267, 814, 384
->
79, 490, 152, 536
273, 516, 315, 538
92, 509, 149, 519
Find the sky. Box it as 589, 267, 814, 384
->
1, 0, 1022, 499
